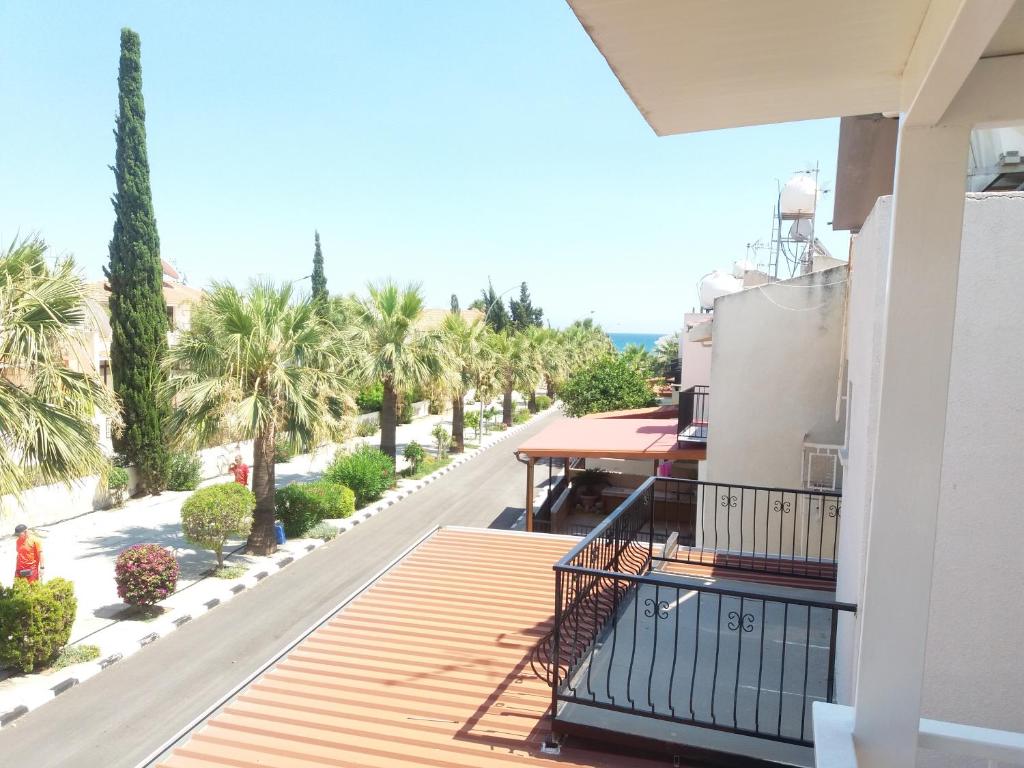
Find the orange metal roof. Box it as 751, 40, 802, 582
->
155, 528, 658, 768
518, 417, 705, 461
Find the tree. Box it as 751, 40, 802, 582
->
165, 282, 355, 555
652, 331, 681, 379
105, 27, 169, 492
350, 281, 446, 461
469, 279, 512, 332
181, 483, 256, 568
450, 293, 459, 313
562, 317, 615, 374
620, 342, 655, 379
311, 231, 328, 304
490, 331, 541, 426
0, 237, 119, 497
439, 313, 492, 453
525, 326, 564, 407
559, 356, 658, 417
509, 282, 543, 331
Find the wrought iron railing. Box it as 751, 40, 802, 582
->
541, 476, 855, 750
654, 477, 841, 581
678, 385, 709, 443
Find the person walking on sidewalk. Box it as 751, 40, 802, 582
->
229, 454, 249, 487
13, 524, 44, 582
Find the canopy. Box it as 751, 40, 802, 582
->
517, 417, 705, 461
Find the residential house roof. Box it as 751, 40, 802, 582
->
152, 528, 659, 768
517, 416, 704, 461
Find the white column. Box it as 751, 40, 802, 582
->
852, 122, 971, 767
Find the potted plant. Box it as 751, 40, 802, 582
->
572, 468, 610, 513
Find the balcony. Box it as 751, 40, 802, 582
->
535, 476, 854, 766
678, 385, 709, 445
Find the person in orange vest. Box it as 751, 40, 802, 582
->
13, 524, 44, 583
228, 454, 249, 487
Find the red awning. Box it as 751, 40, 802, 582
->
517, 417, 705, 461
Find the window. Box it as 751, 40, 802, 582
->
166, 306, 175, 329
99, 360, 110, 387
803, 444, 843, 492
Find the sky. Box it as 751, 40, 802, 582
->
0, 1, 848, 334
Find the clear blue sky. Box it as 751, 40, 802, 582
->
0, 1, 848, 334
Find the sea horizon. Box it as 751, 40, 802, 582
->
609, 332, 668, 353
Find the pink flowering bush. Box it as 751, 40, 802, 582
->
114, 544, 179, 607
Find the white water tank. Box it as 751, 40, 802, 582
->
732, 259, 757, 278
780, 174, 817, 219
699, 270, 743, 310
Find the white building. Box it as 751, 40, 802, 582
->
563, 1, 1024, 765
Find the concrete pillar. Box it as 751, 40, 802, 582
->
852, 122, 971, 766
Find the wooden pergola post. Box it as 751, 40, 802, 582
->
525, 457, 535, 532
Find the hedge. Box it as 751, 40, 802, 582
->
275, 481, 355, 538
0, 578, 77, 672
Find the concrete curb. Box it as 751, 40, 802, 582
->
0, 405, 558, 729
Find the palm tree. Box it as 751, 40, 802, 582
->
525, 326, 565, 406
165, 281, 355, 555
490, 331, 542, 427
563, 318, 614, 374
0, 236, 118, 496
350, 281, 445, 461
439, 313, 492, 453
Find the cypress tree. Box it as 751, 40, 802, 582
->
311, 231, 328, 303
450, 293, 460, 314
105, 28, 169, 493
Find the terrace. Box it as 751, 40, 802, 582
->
535, 478, 852, 767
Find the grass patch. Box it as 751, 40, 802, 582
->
401, 455, 453, 480
51, 644, 101, 671
212, 564, 248, 579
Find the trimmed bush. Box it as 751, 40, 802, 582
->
0, 578, 77, 673
356, 382, 384, 413
535, 394, 552, 410
181, 482, 255, 567
114, 544, 179, 607
403, 441, 426, 471
107, 465, 130, 508
166, 451, 202, 491
307, 521, 339, 541
275, 481, 355, 538
324, 445, 395, 509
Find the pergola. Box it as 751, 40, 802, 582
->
516, 417, 705, 531
564, 1, 1024, 765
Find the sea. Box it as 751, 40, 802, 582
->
609, 332, 666, 352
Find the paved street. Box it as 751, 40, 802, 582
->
0, 412, 562, 768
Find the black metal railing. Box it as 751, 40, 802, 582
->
653, 477, 841, 581
678, 385, 710, 443
544, 478, 856, 750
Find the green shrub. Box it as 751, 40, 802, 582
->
513, 408, 530, 424
559, 355, 658, 417
431, 425, 452, 459
355, 420, 378, 437
114, 543, 179, 606
535, 394, 552, 410
398, 399, 414, 425
181, 483, 255, 567
356, 383, 384, 413
274, 435, 299, 463
0, 578, 77, 673
52, 643, 100, 671
463, 411, 480, 430
403, 441, 426, 471
324, 445, 395, 509
307, 521, 338, 541
107, 465, 130, 508
166, 451, 202, 491
275, 481, 355, 538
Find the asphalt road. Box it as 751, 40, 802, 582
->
0, 414, 561, 768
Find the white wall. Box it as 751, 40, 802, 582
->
705, 266, 848, 490
837, 193, 1024, 740
681, 312, 713, 391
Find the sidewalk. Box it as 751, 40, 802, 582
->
0, 398, 547, 721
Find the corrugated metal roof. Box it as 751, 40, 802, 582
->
155, 528, 659, 768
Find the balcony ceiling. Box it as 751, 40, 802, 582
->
565, 0, 1024, 135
